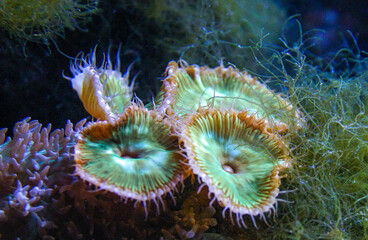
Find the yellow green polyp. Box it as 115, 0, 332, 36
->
74, 105, 185, 202
180, 108, 290, 227
161, 61, 300, 132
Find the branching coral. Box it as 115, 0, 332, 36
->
0, 117, 86, 238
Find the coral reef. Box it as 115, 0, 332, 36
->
0, 58, 295, 239
1, 4, 368, 238
64, 47, 295, 239
2, 37, 368, 239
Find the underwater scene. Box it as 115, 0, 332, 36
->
0, 0, 368, 239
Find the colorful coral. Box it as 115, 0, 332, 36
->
160, 61, 303, 132
179, 108, 290, 227
2, 43, 368, 239
66, 52, 295, 229
0, 117, 86, 238
0, 50, 298, 238
65, 47, 135, 121
1, 1, 368, 239
74, 104, 185, 213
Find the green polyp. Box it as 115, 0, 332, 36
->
99, 70, 133, 115
187, 111, 285, 210
78, 108, 182, 194
171, 70, 289, 124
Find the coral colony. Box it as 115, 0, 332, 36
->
0, 48, 300, 239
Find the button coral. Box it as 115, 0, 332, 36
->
160, 61, 303, 133
74, 104, 185, 215
68, 57, 296, 228
178, 108, 291, 227
65, 47, 135, 121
